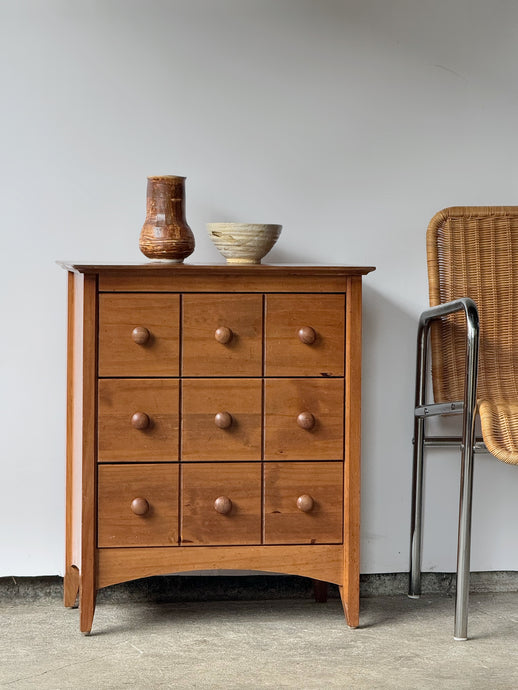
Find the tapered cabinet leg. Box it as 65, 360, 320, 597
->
79, 577, 97, 635
64, 565, 80, 608
339, 585, 359, 628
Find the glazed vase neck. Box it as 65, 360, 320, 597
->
145, 176, 187, 224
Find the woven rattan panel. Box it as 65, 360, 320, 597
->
427, 206, 518, 464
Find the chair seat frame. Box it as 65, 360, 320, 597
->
409, 297, 479, 641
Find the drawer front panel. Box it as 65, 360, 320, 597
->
264, 379, 344, 460
98, 379, 179, 462
182, 294, 263, 376
182, 379, 262, 461
264, 462, 343, 544
98, 464, 178, 547
181, 463, 262, 545
98, 294, 180, 377
265, 294, 345, 377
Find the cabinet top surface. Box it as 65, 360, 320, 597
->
57, 261, 375, 276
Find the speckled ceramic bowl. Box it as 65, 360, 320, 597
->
207, 223, 282, 264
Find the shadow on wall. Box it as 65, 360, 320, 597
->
263, 248, 315, 265
359, 282, 420, 572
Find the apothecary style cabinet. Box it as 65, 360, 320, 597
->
60, 262, 374, 633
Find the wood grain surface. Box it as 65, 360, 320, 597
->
182, 294, 263, 376
342, 276, 363, 628
264, 378, 344, 460
181, 379, 262, 460
98, 464, 179, 547
98, 379, 179, 462
97, 544, 343, 589
98, 293, 180, 377
263, 462, 343, 544
181, 463, 262, 545
265, 294, 345, 376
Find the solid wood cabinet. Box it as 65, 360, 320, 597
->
60, 262, 374, 633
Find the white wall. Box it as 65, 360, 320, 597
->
1, 0, 518, 576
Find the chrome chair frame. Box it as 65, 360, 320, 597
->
409, 297, 480, 641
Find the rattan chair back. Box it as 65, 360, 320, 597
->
427, 206, 518, 463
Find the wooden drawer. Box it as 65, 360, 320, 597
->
181, 463, 262, 545
182, 294, 262, 376
98, 379, 179, 462
181, 379, 262, 461
98, 464, 178, 547
264, 379, 344, 460
264, 462, 343, 544
98, 294, 180, 377
265, 294, 345, 377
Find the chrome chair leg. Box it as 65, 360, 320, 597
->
454, 305, 479, 641
409, 306, 429, 599
454, 440, 475, 640
409, 415, 425, 598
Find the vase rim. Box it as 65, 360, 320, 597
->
147, 175, 186, 181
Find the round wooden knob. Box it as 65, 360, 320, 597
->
130, 497, 149, 516
298, 326, 316, 345
131, 411, 150, 430
215, 326, 233, 344
214, 496, 232, 515
297, 411, 316, 430
132, 326, 150, 345
297, 494, 315, 512
214, 411, 233, 429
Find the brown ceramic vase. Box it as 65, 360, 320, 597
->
139, 175, 195, 262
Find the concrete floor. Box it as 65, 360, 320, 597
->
1, 591, 518, 689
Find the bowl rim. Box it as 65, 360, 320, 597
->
207, 223, 282, 231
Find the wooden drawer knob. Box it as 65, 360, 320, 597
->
131, 411, 150, 430
215, 326, 233, 344
214, 411, 233, 429
297, 411, 316, 430
132, 326, 150, 345
214, 496, 232, 515
297, 494, 315, 513
130, 497, 149, 516
298, 326, 316, 345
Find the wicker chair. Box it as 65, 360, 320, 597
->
409, 206, 518, 640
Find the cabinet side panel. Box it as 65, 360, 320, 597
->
74, 273, 99, 633
343, 276, 362, 627
69, 272, 85, 571
65, 271, 80, 607
81, 275, 98, 588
